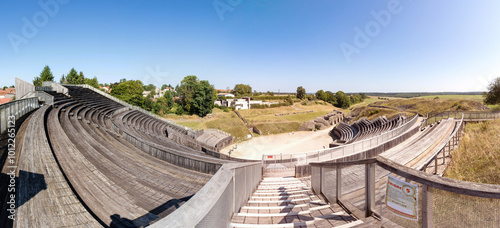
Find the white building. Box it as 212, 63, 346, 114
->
215, 97, 266, 110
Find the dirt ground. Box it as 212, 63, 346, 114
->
220, 126, 334, 160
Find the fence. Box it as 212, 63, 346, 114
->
150, 162, 262, 228
417, 114, 464, 174
426, 111, 500, 125
310, 156, 500, 227
0, 98, 39, 135
262, 114, 420, 167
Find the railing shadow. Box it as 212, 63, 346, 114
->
110, 195, 194, 228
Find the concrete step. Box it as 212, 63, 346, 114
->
230, 213, 363, 228
232, 177, 360, 228
241, 200, 324, 210
253, 189, 311, 195
238, 205, 332, 217
250, 193, 313, 199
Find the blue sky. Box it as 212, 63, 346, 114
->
1, 0, 500, 92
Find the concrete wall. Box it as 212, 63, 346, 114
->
15, 78, 35, 99
151, 162, 262, 228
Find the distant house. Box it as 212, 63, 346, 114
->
153, 87, 175, 99
99, 86, 110, 93
0, 89, 15, 100
216, 89, 233, 93
215, 97, 265, 110
0, 98, 11, 105
143, 91, 151, 97
217, 93, 235, 98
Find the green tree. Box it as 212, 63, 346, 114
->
325, 91, 336, 104
360, 93, 368, 100
2, 86, 7, 90
143, 84, 156, 91
484, 77, 500, 105
335, 91, 351, 109
84, 76, 99, 89
177, 75, 215, 117
60, 75, 67, 84
233, 84, 252, 97
78, 71, 85, 84
285, 95, 294, 105
266, 91, 274, 96
296, 86, 306, 100
33, 65, 55, 86
65, 68, 81, 84
147, 90, 157, 98
111, 80, 144, 103
316, 90, 327, 101
163, 90, 174, 109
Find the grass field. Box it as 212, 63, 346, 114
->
445, 119, 500, 184
166, 101, 338, 142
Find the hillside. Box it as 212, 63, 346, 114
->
168, 101, 338, 141
348, 96, 489, 121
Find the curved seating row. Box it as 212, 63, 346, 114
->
331, 122, 358, 142
114, 110, 231, 168
15, 105, 102, 227
44, 90, 218, 226
331, 114, 407, 144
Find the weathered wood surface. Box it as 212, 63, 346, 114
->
16, 105, 101, 227
47, 91, 214, 226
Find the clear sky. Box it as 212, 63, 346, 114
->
1, 0, 500, 93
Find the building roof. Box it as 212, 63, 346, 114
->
0, 91, 8, 96
0, 98, 12, 105
217, 93, 235, 97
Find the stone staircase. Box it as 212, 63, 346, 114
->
230, 177, 363, 227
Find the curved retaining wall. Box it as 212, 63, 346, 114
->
263, 114, 420, 167
295, 123, 420, 177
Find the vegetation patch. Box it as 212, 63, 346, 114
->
205, 112, 249, 140
445, 119, 500, 184
348, 97, 489, 121
254, 122, 302, 135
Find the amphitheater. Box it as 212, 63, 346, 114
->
1, 79, 500, 228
